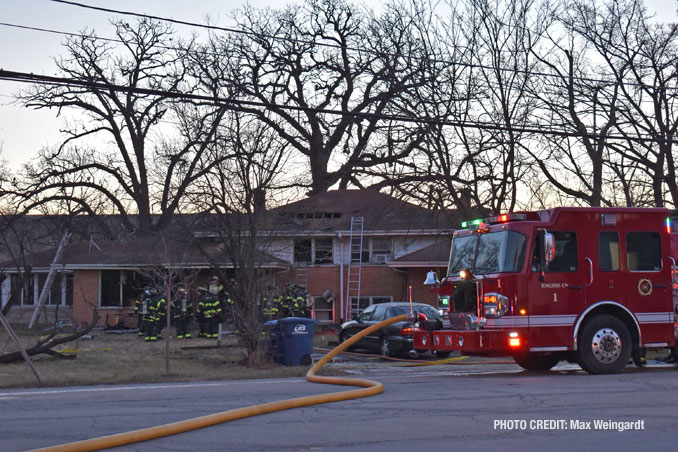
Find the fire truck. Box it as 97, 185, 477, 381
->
413, 207, 678, 374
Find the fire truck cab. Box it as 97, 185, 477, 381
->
413, 207, 678, 374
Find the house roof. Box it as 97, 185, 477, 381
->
1, 236, 289, 271
388, 240, 451, 268
266, 189, 458, 235
1, 190, 459, 270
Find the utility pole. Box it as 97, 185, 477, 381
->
0, 310, 42, 385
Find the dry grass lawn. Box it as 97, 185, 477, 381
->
0, 324, 340, 389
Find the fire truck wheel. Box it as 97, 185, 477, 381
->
434, 351, 451, 359
379, 337, 392, 357
339, 331, 356, 352
512, 352, 561, 371
578, 314, 632, 374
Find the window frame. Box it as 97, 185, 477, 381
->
545, 231, 578, 273
598, 231, 620, 272
293, 237, 334, 265
626, 231, 662, 273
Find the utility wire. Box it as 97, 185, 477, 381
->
46, 0, 677, 92
1, 21, 674, 109
1, 68, 676, 144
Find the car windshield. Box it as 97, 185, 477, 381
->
448, 230, 527, 276
389, 305, 440, 319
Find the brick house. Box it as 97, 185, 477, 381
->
1, 190, 458, 326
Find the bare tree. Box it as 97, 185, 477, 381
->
567, 0, 678, 206
205, 0, 434, 195
11, 19, 227, 235
188, 111, 290, 363
530, 27, 621, 207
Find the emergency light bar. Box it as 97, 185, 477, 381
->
460, 213, 527, 229
484, 213, 527, 224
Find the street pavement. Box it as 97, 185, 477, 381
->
0, 357, 676, 451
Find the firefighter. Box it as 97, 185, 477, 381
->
271, 292, 284, 318
221, 290, 235, 326
134, 287, 151, 337
209, 276, 224, 296
280, 285, 296, 317
145, 287, 166, 342
262, 291, 276, 320
196, 287, 208, 337
198, 286, 222, 338
293, 286, 311, 318
172, 287, 192, 339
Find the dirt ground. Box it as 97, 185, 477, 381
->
0, 324, 341, 389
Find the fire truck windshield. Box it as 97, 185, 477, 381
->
448, 230, 527, 276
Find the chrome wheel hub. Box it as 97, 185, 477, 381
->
591, 328, 622, 363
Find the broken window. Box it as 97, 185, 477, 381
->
314, 238, 334, 264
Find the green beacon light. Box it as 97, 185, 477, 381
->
461, 218, 483, 229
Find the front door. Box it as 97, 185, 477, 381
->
527, 230, 583, 348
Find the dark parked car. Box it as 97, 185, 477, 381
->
338, 302, 446, 358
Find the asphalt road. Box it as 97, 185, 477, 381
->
1, 359, 677, 452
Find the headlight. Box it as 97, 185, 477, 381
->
483, 292, 509, 318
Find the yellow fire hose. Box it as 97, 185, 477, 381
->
32, 315, 409, 452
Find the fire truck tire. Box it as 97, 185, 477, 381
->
577, 314, 632, 374
512, 352, 561, 371
339, 331, 356, 352
434, 351, 451, 359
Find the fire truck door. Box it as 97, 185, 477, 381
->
622, 216, 672, 344
583, 228, 627, 313
527, 231, 582, 347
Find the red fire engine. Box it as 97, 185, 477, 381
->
413, 207, 678, 374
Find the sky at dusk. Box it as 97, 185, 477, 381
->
0, 0, 676, 171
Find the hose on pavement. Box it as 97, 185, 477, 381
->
32, 314, 409, 452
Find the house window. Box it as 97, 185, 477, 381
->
294, 238, 333, 265
9, 274, 24, 306
23, 275, 35, 305
100, 270, 148, 307
314, 238, 334, 264
371, 238, 392, 264
294, 239, 312, 263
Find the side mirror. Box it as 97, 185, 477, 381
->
544, 232, 556, 264
351, 314, 359, 322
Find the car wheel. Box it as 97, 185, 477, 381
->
577, 314, 631, 374
434, 351, 451, 359
379, 337, 392, 357
339, 331, 356, 352
513, 352, 561, 371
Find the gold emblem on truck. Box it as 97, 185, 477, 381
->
637, 278, 653, 296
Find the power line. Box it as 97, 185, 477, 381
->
1, 68, 675, 145
46, 0, 676, 93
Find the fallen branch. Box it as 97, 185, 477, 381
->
0, 310, 98, 364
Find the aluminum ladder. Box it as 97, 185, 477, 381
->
345, 216, 364, 321
28, 230, 71, 328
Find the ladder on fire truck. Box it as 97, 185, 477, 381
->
345, 216, 364, 321
28, 230, 71, 329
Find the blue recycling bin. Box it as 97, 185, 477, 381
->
278, 317, 317, 366
264, 320, 284, 364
